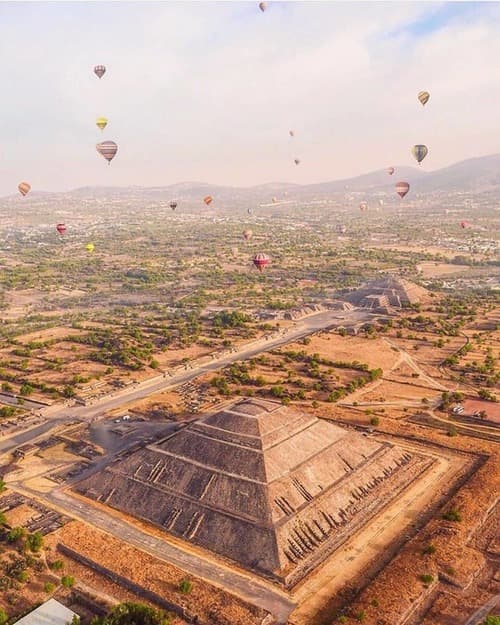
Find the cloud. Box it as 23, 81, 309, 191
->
0, 1, 499, 195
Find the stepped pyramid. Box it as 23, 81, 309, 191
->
76, 399, 432, 587
344, 276, 429, 310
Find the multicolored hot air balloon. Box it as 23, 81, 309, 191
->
203, 196, 213, 206
18, 182, 31, 197
412, 144, 428, 164
96, 117, 108, 131
259, 1, 267, 12
387, 167, 395, 175
96, 141, 118, 164
395, 181, 410, 198
243, 229, 253, 241
56, 223, 67, 235
94, 65, 106, 79
169, 201, 177, 211
418, 91, 430, 106
253, 253, 270, 272
85, 243, 95, 253
294, 158, 300, 165
359, 201, 368, 211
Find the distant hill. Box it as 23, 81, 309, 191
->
3, 153, 500, 204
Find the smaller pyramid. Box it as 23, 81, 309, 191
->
343, 276, 428, 310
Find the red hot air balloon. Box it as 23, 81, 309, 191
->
203, 196, 213, 206
243, 229, 253, 241
94, 65, 106, 79
56, 223, 67, 235
387, 167, 395, 175
169, 201, 177, 211
253, 253, 270, 272
96, 141, 118, 164
395, 181, 410, 198
359, 201, 368, 211
460, 220, 471, 229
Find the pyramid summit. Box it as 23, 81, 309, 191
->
76, 398, 433, 586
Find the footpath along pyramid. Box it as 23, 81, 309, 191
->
76, 398, 432, 587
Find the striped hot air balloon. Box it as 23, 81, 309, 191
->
395, 181, 410, 198
243, 229, 253, 241
56, 223, 67, 235
253, 253, 270, 272
418, 91, 430, 106
96, 141, 118, 164
94, 65, 106, 79
18, 182, 31, 196
412, 144, 428, 164
96, 117, 108, 131
203, 196, 213, 206
387, 167, 395, 175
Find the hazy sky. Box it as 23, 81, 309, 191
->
0, 1, 499, 195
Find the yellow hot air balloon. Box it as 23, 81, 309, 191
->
18, 182, 31, 196
96, 117, 108, 131
418, 91, 430, 106
85, 243, 95, 253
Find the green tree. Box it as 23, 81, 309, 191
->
19, 384, 34, 397
91, 602, 171, 625
483, 616, 500, 625
7, 527, 26, 543
61, 575, 75, 588
178, 578, 192, 594
0, 608, 7, 625
0, 478, 5, 493
26, 532, 43, 552
44, 582, 56, 593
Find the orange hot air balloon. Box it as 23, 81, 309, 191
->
18, 182, 31, 196
243, 229, 253, 241
203, 196, 213, 206
418, 91, 430, 106
395, 181, 410, 198
253, 253, 270, 272
56, 223, 67, 235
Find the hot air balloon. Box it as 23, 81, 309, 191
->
243, 229, 253, 241
96, 141, 118, 164
289, 130, 295, 137
259, 1, 267, 12
94, 65, 106, 79
294, 158, 300, 165
86, 243, 95, 253
253, 253, 270, 272
247, 208, 253, 214
418, 91, 430, 106
387, 167, 395, 176
169, 201, 177, 211
336, 224, 347, 234
203, 196, 213, 206
395, 181, 410, 198
96, 117, 108, 131
412, 144, 428, 164
460, 220, 471, 229
359, 201, 368, 211
56, 223, 67, 235
272, 197, 278, 203
379, 199, 384, 207
18, 182, 31, 197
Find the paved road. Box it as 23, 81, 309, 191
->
11, 483, 296, 624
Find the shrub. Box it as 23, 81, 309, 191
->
442, 509, 462, 522
178, 578, 192, 594
0, 609, 7, 625
355, 609, 365, 622
370, 416, 380, 426
44, 582, 55, 593
422, 544, 436, 555
61, 575, 75, 588
420, 574, 434, 584
49, 560, 64, 571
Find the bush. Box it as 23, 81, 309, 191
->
44, 582, 55, 593
0, 609, 7, 625
178, 578, 192, 594
49, 560, 64, 571
26, 532, 43, 552
483, 616, 500, 625
420, 574, 434, 584
442, 509, 462, 522
422, 544, 436, 555
61, 575, 75, 588
370, 416, 380, 426
355, 610, 365, 622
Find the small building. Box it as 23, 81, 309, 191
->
13, 443, 39, 460
14, 598, 78, 625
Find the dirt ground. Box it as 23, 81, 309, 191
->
416, 262, 471, 278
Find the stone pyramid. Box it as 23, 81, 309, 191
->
344, 276, 429, 310
76, 398, 431, 587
